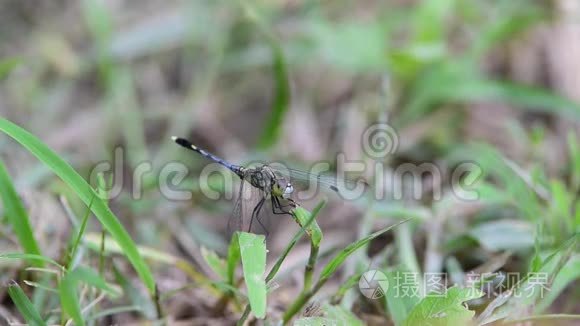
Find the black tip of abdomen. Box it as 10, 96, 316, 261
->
173, 137, 191, 148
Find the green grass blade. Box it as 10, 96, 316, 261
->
319, 218, 412, 281
59, 266, 122, 326
292, 204, 323, 246
266, 200, 326, 283
0, 160, 43, 265
240, 2, 290, 149
67, 266, 122, 298
7, 280, 47, 326
238, 232, 267, 319
0, 253, 63, 270
413, 0, 455, 44
227, 232, 241, 287
441, 79, 580, 119
201, 246, 228, 280
0, 117, 155, 293
112, 263, 157, 320
257, 41, 290, 149
67, 195, 95, 270
59, 272, 84, 326
0, 57, 20, 80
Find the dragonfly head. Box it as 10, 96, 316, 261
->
282, 182, 294, 199
273, 181, 294, 199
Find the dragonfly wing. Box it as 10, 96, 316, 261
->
268, 165, 367, 196
244, 184, 270, 235
229, 178, 269, 235
227, 181, 244, 237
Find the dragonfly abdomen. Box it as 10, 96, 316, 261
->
172, 136, 243, 176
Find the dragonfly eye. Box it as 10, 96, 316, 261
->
282, 182, 294, 198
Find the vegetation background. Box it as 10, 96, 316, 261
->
0, 0, 579, 325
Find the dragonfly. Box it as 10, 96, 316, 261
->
172, 136, 362, 236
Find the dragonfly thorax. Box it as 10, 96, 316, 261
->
244, 165, 294, 199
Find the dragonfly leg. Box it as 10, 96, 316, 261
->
255, 214, 269, 239
271, 196, 294, 215
248, 196, 266, 234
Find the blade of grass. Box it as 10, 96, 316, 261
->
227, 232, 242, 288
267, 201, 326, 283
59, 266, 123, 326
59, 272, 84, 326
7, 280, 47, 326
0, 253, 63, 271
0, 117, 155, 293
238, 201, 326, 326
67, 266, 121, 298
67, 195, 95, 270
238, 232, 267, 319
257, 40, 289, 149
330, 272, 363, 305
291, 203, 324, 291
0, 57, 20, 80
319, 218, 413, 281
0, 160, 43, 265
283, 218, 413, 324
240, 1, 290, 149
112, 262, 157, 320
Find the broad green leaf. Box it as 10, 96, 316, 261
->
238, 232, 267, 319
7, 281, 46, 326
0, 118, 155, 293
403, 286, 483, 326
0, 161, 43, 264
